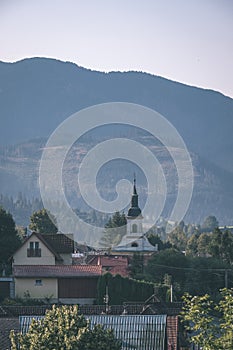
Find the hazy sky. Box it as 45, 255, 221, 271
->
1, 0, 233, 97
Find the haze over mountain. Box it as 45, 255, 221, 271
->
0, 58, 233, 225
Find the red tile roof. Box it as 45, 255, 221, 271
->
107, 265, 129, 277
88, 255, 129, 277
88, 255, 128, 266
13, 265, 102, 278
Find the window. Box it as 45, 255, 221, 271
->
27, 241, 41, 257
131, 242, 138, 247
35, 279, 42, 286
132, 224, 138, 233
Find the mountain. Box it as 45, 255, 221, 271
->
0, 136, 233, 226
0, 58, 233, 225
1, 58, 233, 172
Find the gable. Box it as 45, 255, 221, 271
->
13, 234, 56, 265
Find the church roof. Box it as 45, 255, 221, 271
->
127, 177, 142, 218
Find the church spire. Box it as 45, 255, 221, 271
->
127, 174, 142, 218
133, 173, 137, 195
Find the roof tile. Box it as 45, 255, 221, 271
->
13, 265, 102, 278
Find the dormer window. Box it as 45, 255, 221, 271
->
27, 241, 41, 257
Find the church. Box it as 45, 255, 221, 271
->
112, 177, 157, 254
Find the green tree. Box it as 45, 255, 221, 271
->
129, 252, 144, 278
10, 305, 121, 350
145, 248, 188, 298
0, 206, 21, 268
29, 208, 58, 234
182, 288, 233, 350
201, 215, 219, 232
167, 226, 187, 251
78, 324, 121, 350
208, 228, 233, 264
197, 232, 212, 257
147, 233, 171, 250
100, 211, 127, 247
186, 232, 199, 256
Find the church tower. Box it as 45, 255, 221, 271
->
126, 176, 144, 239
112, 175, 157, 253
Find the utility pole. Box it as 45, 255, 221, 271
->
104, 285, 109, 314
170, 284, 173, 303
225, 269, 228, 289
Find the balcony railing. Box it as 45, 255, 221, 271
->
27, 248, 41, 257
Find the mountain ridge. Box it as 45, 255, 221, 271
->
1, 57, 232, 173
1, 57, 232, 99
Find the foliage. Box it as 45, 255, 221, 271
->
0, 193, 43, 226
145, 224, 167, 242
145, 248, 188, 289
0, 206, 21, 268
147, 233, 171, 250
78, 324, 121, 350
144, 249, 233, 300
182, 288, 233, 350
129, 253, 144, 278
201, 215, 219, 232
29, 208, 58, 234
208, 228, 233, 264
167, 227, 187, 251
99, 211, 127, 247
186, 232, 199, 256
10, 305, 121, 350
1, 296, 46, 306
186, 228, 233, 264
97, 273, 154, 304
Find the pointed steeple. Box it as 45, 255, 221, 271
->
127, 175, 142, 218
133, 173, 137, 195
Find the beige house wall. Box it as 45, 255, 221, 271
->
13, 235, 55, 265
15, 278, 58, 299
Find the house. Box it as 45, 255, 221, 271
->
87, 255, 129, 277
12, 232, 102, 304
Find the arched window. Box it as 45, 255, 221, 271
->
132, 223, 137, 233
131, 242, 138, 247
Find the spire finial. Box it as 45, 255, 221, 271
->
133, 173, 137, 195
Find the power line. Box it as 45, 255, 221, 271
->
149, 263, 233, 273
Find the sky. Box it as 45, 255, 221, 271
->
0, 0, 233, 98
